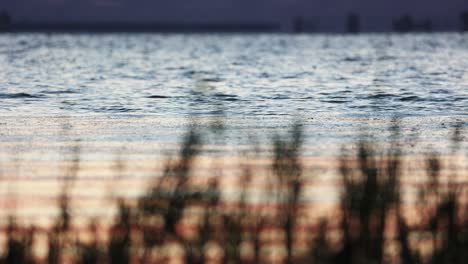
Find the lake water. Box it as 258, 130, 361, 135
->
0, 33, 467, 221
0, 34, 468, 159
1, 33, 467, 159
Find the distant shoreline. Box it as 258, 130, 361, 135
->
1, 22, 280, 33
1, 26, 465, 34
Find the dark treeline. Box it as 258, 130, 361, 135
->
462, 11, 468, 32
2, 10, 468, 33
0, 11, 12, 31
4, 22, 279, 34
0, 122, 467, 263
392, 15, 433, 33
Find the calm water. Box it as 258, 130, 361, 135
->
0, 33, 467, 220
0, 33, 467, 158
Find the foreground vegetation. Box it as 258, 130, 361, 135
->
1, 123, 467, 264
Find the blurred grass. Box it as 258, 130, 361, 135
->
0, 122, 467, 264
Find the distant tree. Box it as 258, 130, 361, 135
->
393, 14, 414, 32
421, 19, 433, 32
294, 16, 304, 33
0, 10, 12, 30
393, 15, 432, 33
346, 13, 361, 33
293, 16, 318, 33
462, 11, 468, 32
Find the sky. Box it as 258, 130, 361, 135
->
2, 0, 468, 32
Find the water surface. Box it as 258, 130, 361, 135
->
0, 33, 467, 158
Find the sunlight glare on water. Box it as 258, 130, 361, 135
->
0, 33, 467, 157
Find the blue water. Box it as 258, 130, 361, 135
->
0, 33, 467, 156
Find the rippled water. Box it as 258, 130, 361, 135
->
1, 33, 467, 156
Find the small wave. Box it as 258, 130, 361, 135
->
399, 95, 422, 102
377, 55, 397, 61
428, 72, 445, 76
430, 89, 451, 94
97, 106, 140, 113
271, 95, 290, 100
183, 70, 213, 78
329, 96, 348, 100
259, 72, 271, 78
282, 72, 309, 79
349, 105, 369, 109
146, 95, 171, 99
321, 100, 348, 104
343, 56, 362, 62
0, 92, 44, 99
182, 70, 197, 77
41, 90, 78, 95
372, 78, 388, 83
212, 93, 239, 101
366, 93, 394, 100
334, 76, 348, 81
200, 77, 223, 83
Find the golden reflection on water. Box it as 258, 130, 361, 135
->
0, 116, 466, 263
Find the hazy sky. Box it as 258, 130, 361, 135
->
2, 0, 468, 31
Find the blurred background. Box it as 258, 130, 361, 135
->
1, 0, 468, 32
